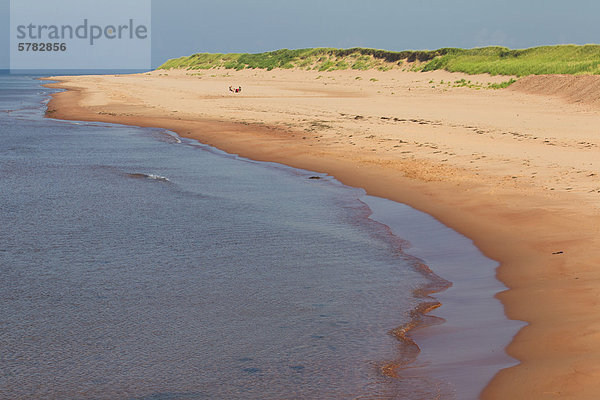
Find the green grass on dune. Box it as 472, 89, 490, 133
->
158, 47, 455, 72
158, 45, 600, 77
421, 45, 600, 76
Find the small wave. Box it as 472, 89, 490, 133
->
147, 174, 170, 181
128, 173, 170, 182
155, 130, 182, 144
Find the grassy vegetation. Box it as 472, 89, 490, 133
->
158, 45, 600, 77
488, 78, 518, 89
421, 45, 600, 76
158, 47, 453, 72
428, 78, 518, 90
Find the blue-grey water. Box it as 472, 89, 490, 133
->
0, 76, 455, 399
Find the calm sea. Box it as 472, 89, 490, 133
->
0, 76, 518, 399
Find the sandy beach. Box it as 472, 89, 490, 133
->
44, 68, 600, 398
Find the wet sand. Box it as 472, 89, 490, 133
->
44, 69, 600, 398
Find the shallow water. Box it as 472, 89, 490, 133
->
364, 197, 524, 399
0, 76, 454, 399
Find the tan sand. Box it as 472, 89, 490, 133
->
44, 69, 600, 399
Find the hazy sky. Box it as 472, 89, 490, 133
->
2, 0, 600, 70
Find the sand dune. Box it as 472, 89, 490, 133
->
511, 74, 600, 107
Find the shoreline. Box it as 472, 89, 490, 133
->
364, 195, 522, 398
167, 135, 514, 397
42, 70, 600, 398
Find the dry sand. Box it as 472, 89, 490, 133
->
44, 68, 600, 399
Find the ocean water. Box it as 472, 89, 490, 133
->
0, 76, 451, 399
